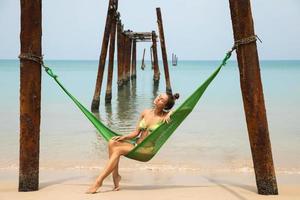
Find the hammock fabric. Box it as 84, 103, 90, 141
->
43, 51, 232, 162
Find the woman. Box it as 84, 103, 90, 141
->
86, 92, 180, 194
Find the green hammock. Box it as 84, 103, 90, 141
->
43, 51, 232, 162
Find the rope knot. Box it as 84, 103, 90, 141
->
234, 35, 262, 49
18, 53, 44, 65
18, 53, 58, 79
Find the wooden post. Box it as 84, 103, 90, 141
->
91, 0, 114, 111
127, 37, 132, 81
151, 31, 160, 83
141, 48, 146, 70
150, 47, 154, 70
19, 0, 42, 191
131, 39, 137, 79
172, 53, 174, 66
122, 32, 127, 84
105, 6, 117, 103
229, 0, 278, 195
123, 33, 131, 83
156, 7, 172, 94
117, 19, 124, 87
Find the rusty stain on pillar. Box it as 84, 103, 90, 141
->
156, 8, 172, 94
105, 5, 117, 103
151, 31, 160, 83
19, 0, 42, 191
91, 0, 114, 111
131, 39, 137, 79
229, 0, 278, 195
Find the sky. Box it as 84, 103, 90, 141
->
0, 0, 299, 60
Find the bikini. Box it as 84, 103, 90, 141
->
129, 118, 163, 146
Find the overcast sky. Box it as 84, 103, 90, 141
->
0, 0, 299, 60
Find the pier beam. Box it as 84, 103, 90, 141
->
229, 0, 278, 195
131, 39, 137, 79
19, 0, 42, 191
151, 31, 160, 83
156, 8, 172, 94
105, 6, 117, 103
91, 0, 114, 111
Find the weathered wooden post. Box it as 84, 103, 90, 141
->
116, 18, 124, 87
141, 48, 146, 70
229, 0, 278, 195
127, 37, 132, 81
156, 8, 172, 94
172, 53, 174, 66
126, 35, 132, 82
123, 33, 128, 83
150, 47, 154, 70
151, 31, 160, 83
19, 0, 42, 191
172, 53, 178, 66
105, 5, 117, 103
122, 32, 127, 84
123, 34, 128, 83
131, 39, 137, 79
123, 33, 131, 83
91, 0, 114, 111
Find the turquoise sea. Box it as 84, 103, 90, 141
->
0, 59, 299, 174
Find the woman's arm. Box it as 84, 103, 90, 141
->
120, 129, 140, 140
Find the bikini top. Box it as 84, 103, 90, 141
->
138, 118, 163, 132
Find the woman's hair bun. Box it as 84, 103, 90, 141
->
173, 93, 180, 100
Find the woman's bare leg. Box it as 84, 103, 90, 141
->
86, 142, 133, 194
108, 140, 121, 190
109, 139, 135, 190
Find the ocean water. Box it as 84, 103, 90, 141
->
0, 59, 299, 174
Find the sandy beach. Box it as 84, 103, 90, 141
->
1, 168, 300, 200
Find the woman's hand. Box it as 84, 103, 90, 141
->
162, 110, 173, 124
111, 135, 127, 142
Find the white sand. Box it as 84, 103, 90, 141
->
1, 169, 299, 200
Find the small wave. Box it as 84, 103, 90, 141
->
1, 164, 300, 175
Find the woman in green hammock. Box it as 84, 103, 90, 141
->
86, 92, 180, 194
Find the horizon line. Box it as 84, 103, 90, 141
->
1, 58, 300, 62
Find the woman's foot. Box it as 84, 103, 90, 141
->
86, 181, 102, 194
112, 175, 121, 191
